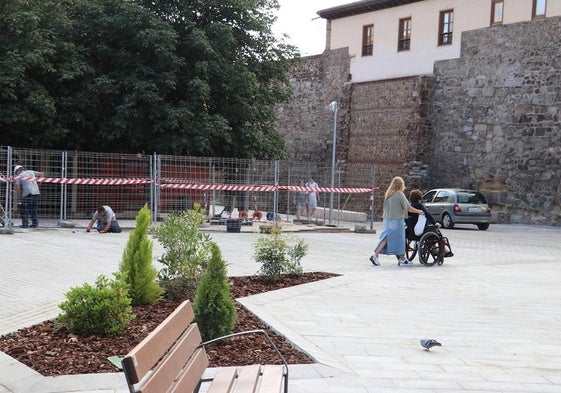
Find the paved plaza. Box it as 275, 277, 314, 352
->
0, 222, 560, 392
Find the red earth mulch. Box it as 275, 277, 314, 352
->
0, 272, 337, 376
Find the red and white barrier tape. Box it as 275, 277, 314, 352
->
159, 183, 374, 193
4, 176, 151, 185
2, 176, 376, 193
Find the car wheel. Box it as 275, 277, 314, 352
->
441, 213, 454, 229
477, 223, 489, 230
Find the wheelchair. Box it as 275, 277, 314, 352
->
405, 217, 452, 266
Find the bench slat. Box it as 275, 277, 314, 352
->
257, 365, 284, 393
205, 367, 238, 393
139, 325, 205, 393
230, 365, 261, 393
168, 347, 209, 393
123, 300, 194, 384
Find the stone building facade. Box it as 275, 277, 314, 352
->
277, 16, 561, 225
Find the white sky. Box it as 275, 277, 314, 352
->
273, 0, 349, 56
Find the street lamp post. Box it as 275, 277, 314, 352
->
328, 101, 338, 226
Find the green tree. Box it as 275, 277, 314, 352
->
136, 0, 297, 158
1, 0, 297, 159
1, 0, 181, 152
120, 204, 163, 305
61, 0, 183, 152
0, 0, 75, 146
193, 242, 237, 341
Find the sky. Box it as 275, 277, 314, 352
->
273, 0, 349, 56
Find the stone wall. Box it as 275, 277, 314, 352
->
279, 17, 561, 225
430, 16, 561, 225
276, 48, 351, 167
278, 52, 435, 215
348, 76, 434, 212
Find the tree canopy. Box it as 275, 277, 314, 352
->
0, 0, 297, 159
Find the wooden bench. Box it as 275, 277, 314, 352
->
122, 300, 288, 393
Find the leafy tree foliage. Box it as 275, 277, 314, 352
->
0, 0, 74, 147
136, 0, 296, 158
1, 0, 181, 152
0, 0, 297, 158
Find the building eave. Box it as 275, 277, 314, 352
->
318, 0, 425, 20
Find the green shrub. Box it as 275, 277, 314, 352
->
57, 275, 134, 337
120, 204, 163, 305
253, 232, 307, 281
151, 204, 213, 299
193, 242, 237, 341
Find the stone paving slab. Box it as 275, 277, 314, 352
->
0, 223, 560, 392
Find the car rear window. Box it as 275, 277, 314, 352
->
457, 192, 487, 204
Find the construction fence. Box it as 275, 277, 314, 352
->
1, 146, 377, 228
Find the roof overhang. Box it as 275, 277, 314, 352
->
318, 0, 424, 20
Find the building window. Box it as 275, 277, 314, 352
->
398, 18, 412, 51
491, 0, 504, 25
438, 10, 454, 46
362, 24, 374, 56
533, 0, 546, 18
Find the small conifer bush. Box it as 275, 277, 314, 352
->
120, 204, 162, 305
193, 242, 236, 341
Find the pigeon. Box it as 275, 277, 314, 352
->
420, 339, 442, 351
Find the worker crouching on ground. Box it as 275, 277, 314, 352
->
86, 206, 122, 233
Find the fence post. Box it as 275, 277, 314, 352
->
211, 161, 216, 217
59, 151, 67, 223
3, 146, 14, 229
273, 160, 279, 221
370, 165, 376, 230
150, 154, 160, 225
286, 164, 292, 222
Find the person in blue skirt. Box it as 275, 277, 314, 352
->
370, 177, 424, 267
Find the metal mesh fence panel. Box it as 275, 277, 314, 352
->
10, 147, 64, 224
63, 151, 152, 220
1, 146, 14, 227
157, 156, 277, 219
1, 146, 376, 228
278, 161, 375, 225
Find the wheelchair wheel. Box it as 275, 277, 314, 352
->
406, 238, 418, 261
418, 231, 444, 266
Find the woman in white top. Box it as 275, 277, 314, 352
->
370, 177, 423, 266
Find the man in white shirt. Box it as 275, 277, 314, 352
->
14, 165, 44, 228
86, 205, 122, 233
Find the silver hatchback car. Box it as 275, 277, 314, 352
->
421, 189, 492, 230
